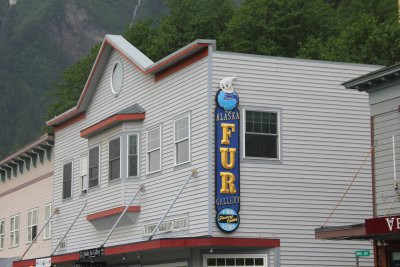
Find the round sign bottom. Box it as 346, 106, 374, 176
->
216, 208, 240, 233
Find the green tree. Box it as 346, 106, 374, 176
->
219, 0, 337, 57
46, 45, 100, 121
300, 15, 400, 65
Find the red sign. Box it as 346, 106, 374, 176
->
365, 216, 400, 235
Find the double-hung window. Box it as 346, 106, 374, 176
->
27, 208, 38, 243
147, 126, 161, 173
89, 146, 99, 187
80, 156, 88, 194
44, 204, 52, 240
109, 137, 121, 180
62, 162, 72, 199
244, 110, 279, 159
128, 134, 139, 177
10, 214, 19, 247
0, 219, 4, 250
174, 115, 190, 165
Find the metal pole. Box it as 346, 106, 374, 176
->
51, 200, 88, 256
393, 136, 397, 189
148, 170, 197, 240
101, 185, 144, 247
20, 208, 59, 260
356, 255, 359, 267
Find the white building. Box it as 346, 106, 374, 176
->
14, 35, 379, 267
0, 134, 54, 267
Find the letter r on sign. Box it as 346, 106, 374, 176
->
220, 172, 237, 194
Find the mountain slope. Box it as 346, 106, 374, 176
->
0, 0, 165, 158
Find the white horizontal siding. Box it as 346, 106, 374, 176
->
52, 48, 210, 253
211, 52, 378, 267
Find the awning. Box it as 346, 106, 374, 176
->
13, 237, 280, 267
315, 215, 400, 240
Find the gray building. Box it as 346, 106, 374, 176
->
14, 35, 379, 267
317, 64, 400, 267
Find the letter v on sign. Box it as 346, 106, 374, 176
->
386, 217, 395, 231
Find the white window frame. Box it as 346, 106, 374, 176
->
203, 254, 267, 267
109, 136, 121, 181
242, 108, 281, 160
173, 114, 191, 166
146, 125, 162, 174
44, 203, 52, 240
127, 133, 140, 178
27, 208, 38, 244
80, 156, 88, 194
62, 161, 73, 200
0, 219, 4, 250
88, 145, 100, 188
10, 214, 19, 248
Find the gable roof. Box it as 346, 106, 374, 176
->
47, 35, 215, 127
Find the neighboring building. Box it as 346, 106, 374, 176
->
316, 64, 400, 267
0, 134, 54, 267
14, 35, 379, 267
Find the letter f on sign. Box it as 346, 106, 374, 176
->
221, 123, 235, 145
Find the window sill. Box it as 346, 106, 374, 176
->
87, 206, 141, 221
241, 157, 282, 164
146, 169, 162, 176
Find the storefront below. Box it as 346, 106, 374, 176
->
315, 215, 400, 267
13, 237, 280, 267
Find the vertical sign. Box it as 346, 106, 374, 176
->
215, 77, 240, 233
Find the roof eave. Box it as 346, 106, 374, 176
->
343, 63, 400, 91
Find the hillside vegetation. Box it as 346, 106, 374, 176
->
0, 0, 165, 158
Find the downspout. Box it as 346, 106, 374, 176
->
207, 44, 214, 236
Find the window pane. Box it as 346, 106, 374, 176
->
245, 258, 254, 266
109, 159, 120, 180
207, 259, 216, 266
175, 116, 189, 141
89, 147, 99, 187
128, 155, 138, 177
63, 163, 72, 199
246, 111, 277, 134
149, 149, 160, 172
255, 258, 264, 266
236, 258, 245, 266
63, 180, 72, 199
109, 138, 120, 160
226, 258, 235, 265
89, 147, 99, 168
216, 258, 225, 266
129, 135, 138, 155
176, 139, 189, 164
245, 133, 278, 158
148, 127, 160, 151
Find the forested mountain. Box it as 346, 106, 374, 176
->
1, 0, 399, 159
0, 0, 166, 158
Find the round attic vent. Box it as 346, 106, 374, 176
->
110, 61, 124, 97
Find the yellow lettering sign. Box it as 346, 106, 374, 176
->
220, 147, 236, 169
220, 172, 237, 194
221, 123, 235, 145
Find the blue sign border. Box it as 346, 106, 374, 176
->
215, 89, 240, 233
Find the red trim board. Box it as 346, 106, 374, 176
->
87, 206, 141, 221
13, 237, 280, 266
155, 48, 208, 82
80, 113, 145, 138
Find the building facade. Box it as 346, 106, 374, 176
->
317, 64, 400, 267
14, 35, 379, 267
0, 134, 54, 267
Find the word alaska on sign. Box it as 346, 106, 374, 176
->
215, 77, 240, 233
